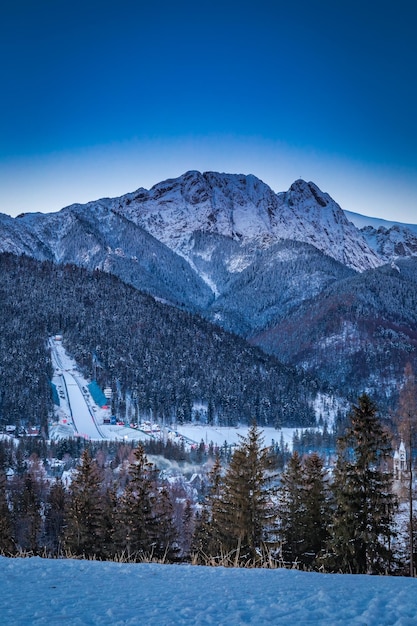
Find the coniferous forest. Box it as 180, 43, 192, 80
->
0, 398, 411, 575
1, 251, 417, 576
0, 252, 318, 434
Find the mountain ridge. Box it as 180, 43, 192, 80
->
2, 170, 417, 409
4, 170, 417, 274
111, 171, 383, 273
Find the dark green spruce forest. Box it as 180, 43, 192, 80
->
0, 252, 319, 434
0, 402, 406, 574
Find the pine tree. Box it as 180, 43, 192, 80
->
44, 478, 67, 556
325, 394, 396, 574
0, 472, 14, 554
11, 473, 42, 554
192, 455, 224, 561
152, 485, 179, 561
114, 445, 157, 560
180, 498, 194, 559
101, 483, 119, 560
279, 451, 305, 564
64, 449, 106, 558
301, 452, 330, 565
210, 424, 277, 563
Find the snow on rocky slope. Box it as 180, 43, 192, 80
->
275, 179, 383, 270
345, 209, 417, 263
13, 201, 213, 308
3, 170, 415, 275
113, 171, 382, 272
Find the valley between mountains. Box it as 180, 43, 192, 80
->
1, 170, 417, 432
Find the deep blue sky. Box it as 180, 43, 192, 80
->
1, 0, 416, 221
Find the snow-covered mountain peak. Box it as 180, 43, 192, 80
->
281, 179, 348, 223
287, 179, 330, 204
0, 171, 388, 273
144, 170, 276, 212
116, 171, 281, 252
113, 171, 381, 271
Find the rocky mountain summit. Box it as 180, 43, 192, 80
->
345, 210, 417, 265
111, 171, 382, 272
2, 171, 417, 408
3, 170, 415, 278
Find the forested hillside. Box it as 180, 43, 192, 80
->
204, 238, 355, 335
252, 258, 417, 407
0, 253, 320, 433
2, 173, 417, 413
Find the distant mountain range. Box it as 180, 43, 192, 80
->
1, 170, 417, 409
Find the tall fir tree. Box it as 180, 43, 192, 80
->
210, 423, 277, 563
301, 452, 330, 565
101, 483, 119, 560
192, 454, 224, 561
325, 394, 396, 574
11, 473, 42, 553
44, 478, 67, 555
180, 498, 194, 559
279, 451, 305, 564
280, 451, 330, 567
152, 485, 179, 561
64, 449, 106, 558
114, 445, 158, 560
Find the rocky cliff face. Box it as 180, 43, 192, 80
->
112, 171, 382, 272
275, 180, 383, 270
345, 209, 417, 265
3, 170, 415, 277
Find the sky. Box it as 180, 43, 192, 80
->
1, 557, 417, 625
1, 0, 416, 223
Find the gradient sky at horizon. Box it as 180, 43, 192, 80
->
1, 0, 416, 222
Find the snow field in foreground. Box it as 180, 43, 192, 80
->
0, 557, 417, 625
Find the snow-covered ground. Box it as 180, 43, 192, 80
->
174, 424, 296, 450
0, 557, 416, 625
50, 339, 151, 443
49, 338, 305, 449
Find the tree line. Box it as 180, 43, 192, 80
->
193, 395, 398, 574
0, 394, 412, 575
253, 257, 417, 411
